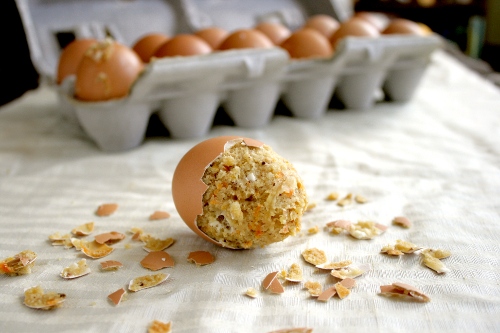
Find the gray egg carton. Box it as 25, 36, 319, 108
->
17, 0, 441, 151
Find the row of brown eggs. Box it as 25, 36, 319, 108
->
57, 13, 431, 102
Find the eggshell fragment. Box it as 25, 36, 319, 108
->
0, 250, 37, 276
379, 282, 430, 302
301, 248, 327, 266
262, 271, 285, 294
141, 235, 175, 252
81, 240, 114, 259
141, 251, 175, 270
100, 260, 123, 271
317, 286, 337, 302
149, 211, 171, 221
334, 282, 350, 299
95, 203, 118, 217
187, 251, 214, 266
285, 263, 303, 282
95, 231, 126, 244
108, 288, 126, 306
392, 216, 412, 228
24, 286, 66, 310
268, 328, 312, 333
60, 259, 91, 279
316, 260, 352, 270
128, 273, 169, 292
71, 222, 95, 236
245, 287, 258, 298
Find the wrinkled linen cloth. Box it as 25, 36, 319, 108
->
0, 50, 499, 333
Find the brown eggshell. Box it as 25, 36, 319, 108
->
218, 29, 274, 50
57, 38, 97, 84
75, 40, 144, 101
383, 18, 427, 36
255, 22, 291, 45
330, 18, 380, 49
171, 136, 263, 247
354, 12, 390, 32
154, 34, 212, 58
132, 33, 169, 62
303, 14, 340, 39
194, 27, 229, 49
280, 28, 333, 59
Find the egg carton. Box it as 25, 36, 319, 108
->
17, 0, 441, 151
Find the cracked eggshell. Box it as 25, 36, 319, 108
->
172, 136, 263, 247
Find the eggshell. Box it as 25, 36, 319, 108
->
330, 18, 380, 49
195, 27, 229, 49
255, 22, 291, 45
154, 34, 212, 58
56, 38, 97, 84
354, 12, 390, 32
218, 29, 274, 50
132, 33, 169, 62
303, 14, 340, 39
75, 40, 144, 101
171, 136, 263, 247
280, 28, 333, 59
382, 18, 427, 36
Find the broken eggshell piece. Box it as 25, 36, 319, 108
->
172, 136, 264, 248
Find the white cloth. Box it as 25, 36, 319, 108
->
0, 50, 499, 333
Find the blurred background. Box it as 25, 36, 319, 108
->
0, 0, 498, 106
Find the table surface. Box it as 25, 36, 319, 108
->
0, 50, 499, 333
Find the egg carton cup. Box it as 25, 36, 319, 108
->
56, 34, 441, 151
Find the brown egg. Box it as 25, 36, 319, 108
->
218, 29, 274, 50
254, 22, 291, 45
280, 28, 333, 59
330, 18, 380, 49
132, 33, 169, 62
57, 38, 97, 84
194, 27, 229, 49
383, 18, 427, 36
172, 136, 263, 247
354, 12, 390, 32
154, 34, 212, 57
74, 40, 144, 101
172, 136, 308, 249
303, 14, 340, 39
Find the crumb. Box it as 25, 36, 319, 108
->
305, 202, 317, 211
349, 221, 386, 240
95, 203, 118, 217
302, 248, 327, 266
148, 320, 172, 333
354, 194, 368, 204
285, 263, 303, 282
337, 193, 352, 207
307, 226, 319, 235
325, 192, 339, 201
304, 281, 322, 297
245, 287, 258, 298
334, 282, 350, 299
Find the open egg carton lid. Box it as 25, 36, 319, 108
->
17, 0, 441, 152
